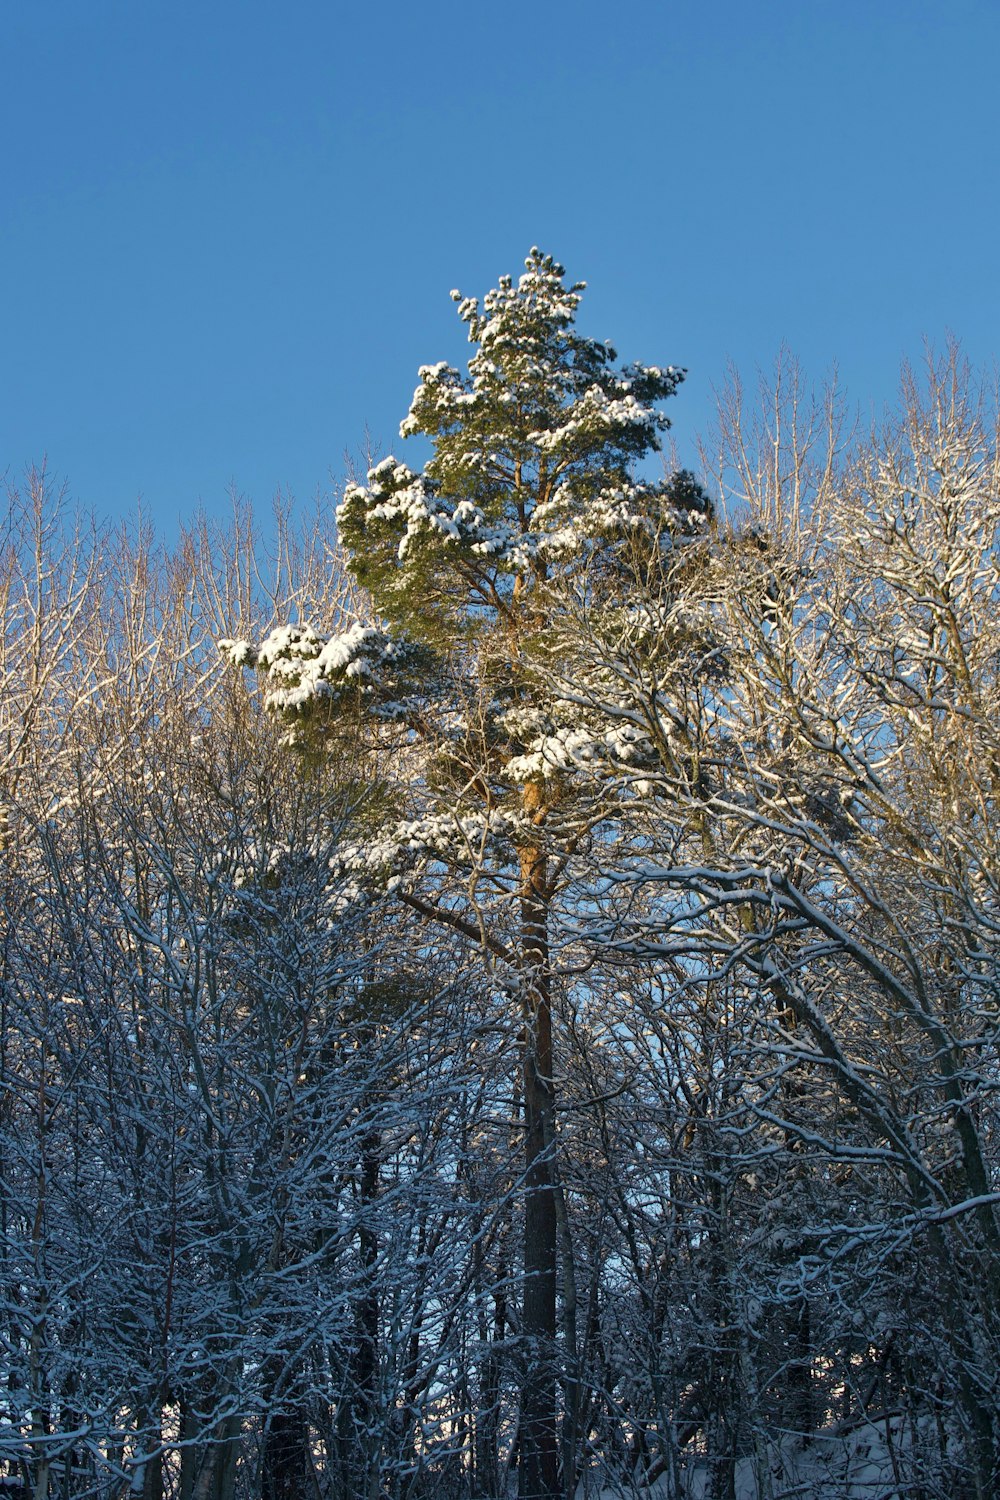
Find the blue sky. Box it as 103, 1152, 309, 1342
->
4, 0, 999, 533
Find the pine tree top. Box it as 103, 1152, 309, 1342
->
336, 249, 705, 642
223, 251, 711, 741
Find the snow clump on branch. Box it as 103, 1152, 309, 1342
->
220, 620, 412, 715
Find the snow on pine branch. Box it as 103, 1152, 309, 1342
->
220, 620, 414, 715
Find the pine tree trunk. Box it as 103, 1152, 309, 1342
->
335, 1124, 381, 1500
261, 1407, 312, 1500
518, 838, 559, 1500
178, 1400, 198, 1500
137, 1406, 164, 1500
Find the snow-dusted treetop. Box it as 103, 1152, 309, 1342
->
337, 248, 707, 642
221, 250, 709, 784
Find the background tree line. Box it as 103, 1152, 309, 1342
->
2, 253, 999, 1500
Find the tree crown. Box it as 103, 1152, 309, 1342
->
336, 248, 702, 644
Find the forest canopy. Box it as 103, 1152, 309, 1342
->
2, 253, 999, 1500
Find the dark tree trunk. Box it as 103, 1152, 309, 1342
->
261, 1407, 313, 1500
336, 1125, 381, 1500
518, 837, 559, 1500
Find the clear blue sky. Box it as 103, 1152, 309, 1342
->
4, 0, 999, 532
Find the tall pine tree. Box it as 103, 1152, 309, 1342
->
223, 249, 705, 1498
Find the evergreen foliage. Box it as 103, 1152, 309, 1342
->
339, 250, 691, 634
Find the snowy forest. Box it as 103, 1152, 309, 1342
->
2, 251, 1000, 1500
